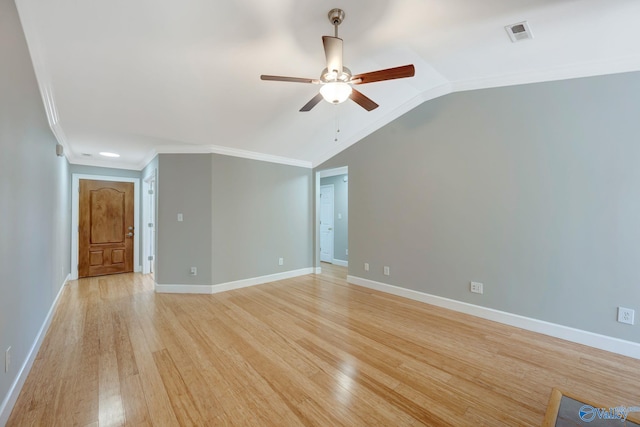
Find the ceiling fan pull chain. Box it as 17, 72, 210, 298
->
335, 106, 340, 142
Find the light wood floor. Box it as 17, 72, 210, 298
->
8, 264, 640, 426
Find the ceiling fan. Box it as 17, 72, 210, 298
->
260, 8, 415, 112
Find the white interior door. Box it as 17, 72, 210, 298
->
320, 185, 334, 263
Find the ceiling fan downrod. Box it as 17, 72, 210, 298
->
328, 8, 345, 38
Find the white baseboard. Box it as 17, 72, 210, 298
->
155, 268, 315, 294
315, 267, 322, 274
332, 259, 348, 267
347, 275, 640, 360
0, 274, 70, 426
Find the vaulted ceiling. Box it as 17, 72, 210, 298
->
16, 0, 640, 170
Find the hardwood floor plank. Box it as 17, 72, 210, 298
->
152, 349, 205, 426
98, 299, 125, 426
121, 374, 152, 426
127, 317, 180, 426
7, 268, 640, 426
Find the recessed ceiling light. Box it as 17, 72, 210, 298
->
99, 152, 120, 158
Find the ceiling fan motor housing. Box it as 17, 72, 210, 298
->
321, 67, 352, 83
328, 8, 345, 26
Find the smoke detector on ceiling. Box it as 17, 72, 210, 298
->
505, 21, 533, 42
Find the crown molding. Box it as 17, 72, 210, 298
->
136, 144, 313, 170
207, 144, 312, 168
17, 0, 640, 173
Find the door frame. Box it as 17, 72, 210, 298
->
315, 166, 348, 273
71, 174, 140, 280
142, 169, 156, 275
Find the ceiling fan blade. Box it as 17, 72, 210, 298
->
260, 75, 318, 84
300, 93, 324, 112
351, 64, 415, 85
350, 88, 379, 111
322, 36, 343, 75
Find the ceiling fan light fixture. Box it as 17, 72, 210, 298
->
320, 82, 352, 104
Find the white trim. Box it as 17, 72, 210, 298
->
347, 275, 640, 360
16, 0, 640, 176
71, 174, 141, 280
155, 268, 314, 294
315, 267, 322, 274
207, 144, 312, 169
0, 274, 69, 426
332, 259, 348, 267
142, 170, 156, 275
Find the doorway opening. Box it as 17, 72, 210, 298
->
316, 166, 348, 273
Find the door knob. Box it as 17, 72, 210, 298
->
127, 232, 134, 237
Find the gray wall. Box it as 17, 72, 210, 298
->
212, 155, 313, 284
156, 154, 213, 285
0, 0, 71, 418
320, 174, 348, 263
154, 153, 313, 286
318, 71, 640, 343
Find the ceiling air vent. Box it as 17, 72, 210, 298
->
505, 21, 533, 42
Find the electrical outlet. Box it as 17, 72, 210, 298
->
383, 266, 390, 276
618, 307, 635, 325
278, 257, 284, 266
470, 282, 483, 294
345, 249, 348, 256
364, 263, 369, 271
5, 347, 10, 373
189, 267, 197, 276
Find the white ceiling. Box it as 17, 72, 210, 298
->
16, 0, 640, 170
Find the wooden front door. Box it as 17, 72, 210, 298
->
79, 179, 134, 278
